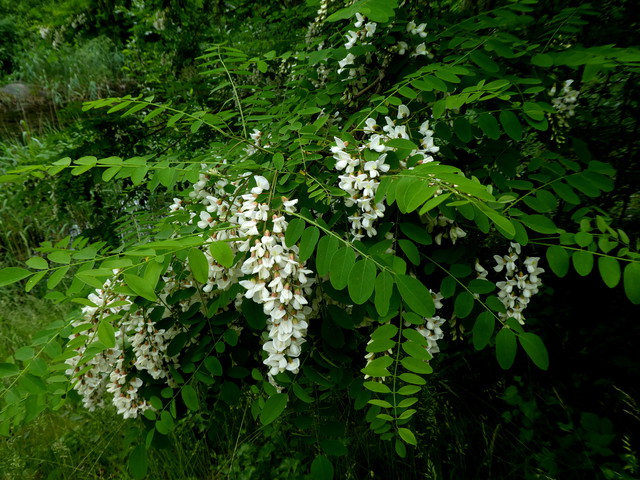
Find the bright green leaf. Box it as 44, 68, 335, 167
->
260, 393, 288, 425
124, 274, 158, 302
181, 385, 200, 411
623, 262, 640, 304
128, 445, 148, 479
572, 250, 594, 276
496, 327, 517, 369
329, 247, 356, 290
598, 256, 621, 288
374, 271, 394, 316
188, 248, 209, 284
518, 332, 549, 370
472, 311, 495, 350
398, 427, 417, 446
0, 267, 32, 287
209, 241, 234, 268
499, 110, 522, 141
396, 275, 435, 318
546, 246, 570, 277
299, 227, 320, 263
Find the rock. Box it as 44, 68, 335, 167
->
0, 82, 48, 111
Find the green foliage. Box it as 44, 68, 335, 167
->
1, 0, 640, 478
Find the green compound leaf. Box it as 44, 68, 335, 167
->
272, 152, 284, 169
329, 247, 356, 290
623, 262, 640, 304
396, 274, 435, 318
181, 384, 200, 411
366, 338, 396, 353
518, 332, 549, 370
401, 356, 433, 374
546, 246, 570, 278
98, 320, 116, 348
26, 257, 48, 270
0, 267, 32, 287
395, 438, 407, 458
521, 214, 558, 234
398, 239, 420, 265
316, 235, 339, 276
0, 362, 20, 378
260, 393, 288, 425
369, 399, 393, 408
397, 385, 421, 395
472, 311, 495, 350
572, 250, 594, 276
396, 181, 437, 214
468, 279, 495, 294
478, 112, 501, 139
454, 291, 475, 318
399, 372, 426, 385
374, 270, 394, 316
475, 203, 515, 237
310, 454, 334, 480
532, 53, 553, 67
25, 270, 46, 292
598, 256, 621, 288
204, 356, 223, 376
128, 445, 148, 480
364, 381, 392, 394
419, 192, 452, 215
499, 110, 522, 141
496, 327, 517, 370
348, 259, 376, 305
326, 0, 398, 22
371, 323, 399, 340
292, 383, 314, 403
124, 273, 158, 302
188, 247, 209, 284
361, 355, 393, 378
298, 227, 320, 263
284, 218, 305, 247
209, 241, 234, 267
398, 427, 418, 446
401, 341, 431, 362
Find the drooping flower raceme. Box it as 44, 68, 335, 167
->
66, 162, 319, 416
477, 242, 545, 325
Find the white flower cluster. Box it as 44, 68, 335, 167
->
344, 13, 377, 50
332, 105, 443, 240
188, 170, 317, 381
336, 13, 376, 80
477, 242, 545, 325
68, 165, 318, 416
245, 129, 269, 156
240, 230, 316, 378
406, 21, 433, 58
424, 213, 467, 245
331, 136, 388, 240
550, 79, 579, 117
413, 290, 446, 356
306, 0, 332, 41
65, 273, 191, 418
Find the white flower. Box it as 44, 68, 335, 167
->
364, 117, 379, 133
344, 30, 359, 49
253, 175, 270, 193
364, 22, 376, 37
397, 104, 410, 120
197, 211, 214, 229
